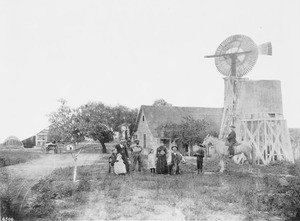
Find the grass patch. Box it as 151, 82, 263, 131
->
0, 150, 41, 167
8, 156, 300, 220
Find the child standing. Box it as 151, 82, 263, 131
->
108, 147, 117, 173
148, 149, 156, 173
170, 146, 184, 175
194, 145, 205, 174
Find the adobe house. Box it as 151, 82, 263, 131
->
36, 127, 49, 147
134, 105, 223, 154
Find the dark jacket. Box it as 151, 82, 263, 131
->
194, 149, 205, 161
171, 152, 183, 165
109, 153, 117, 166
115, 144, 129, 159
227, 130, 237, 144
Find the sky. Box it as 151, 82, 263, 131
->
0, 0, 300, 142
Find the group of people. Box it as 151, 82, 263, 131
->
108, 124, 237, 175
108, 139, 205, 175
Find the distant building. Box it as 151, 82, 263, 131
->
134, 105, 223, 154
22, 135, 36, 148
36, 128, 49, 147
119, 123, 131, 140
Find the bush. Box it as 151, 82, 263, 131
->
0, 194, 15, 219
24, 168, 93, 220
27, 178, 56, 218
0, 157, 7, 167
236, 175, 300, 219
287, 161, 300, 176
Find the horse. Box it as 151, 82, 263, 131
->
202, 134, 254, 173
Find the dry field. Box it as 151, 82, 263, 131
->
0, 151, 102, 220
1, 145, 300, 221
14, 156, 300, 220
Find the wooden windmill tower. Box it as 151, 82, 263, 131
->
205, 34, 294, 164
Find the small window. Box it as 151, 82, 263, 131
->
143, 134, 146, 148
142, 116, 145, 121
268, 113, 275, 118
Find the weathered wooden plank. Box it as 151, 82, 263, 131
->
246, 126, 267, 164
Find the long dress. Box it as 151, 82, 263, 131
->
114, 154, 126, 175
148, 152, 156, 169
156, 146, 168, 174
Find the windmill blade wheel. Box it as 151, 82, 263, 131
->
213, 34, 259, 77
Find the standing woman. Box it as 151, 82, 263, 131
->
115, 139, 130, 174
156, 141, 168, 174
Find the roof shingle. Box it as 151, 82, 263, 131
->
138, 105, 223, 137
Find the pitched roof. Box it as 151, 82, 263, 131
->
37, 127, 49, 135
137, 105, 223, 137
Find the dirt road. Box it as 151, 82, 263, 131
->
6, 153, 101, 183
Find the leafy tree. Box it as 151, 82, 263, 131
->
78, 102, 114, 153
109, 105, 138, 138
48, 99, 85, 144
48, 100, 138, 153
152, 99, 172, 107
156, 116, 218, 155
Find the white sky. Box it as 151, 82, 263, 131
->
0, 0, 300, 142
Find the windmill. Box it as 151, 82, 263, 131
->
205, 34, 294, 164
205, 34, 272, 139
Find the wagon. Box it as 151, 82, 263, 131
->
45, 142, 58, 154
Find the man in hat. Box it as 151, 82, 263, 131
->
115, 139, 130, 174
130, 139, 143, 172
227, 125, 237, 158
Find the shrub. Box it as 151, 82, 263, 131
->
0, 157, 7, 167
27, 178, 55, 218
0, 194, 15, 219
23, 167, 93, 220
287, 161, 300, 177
76, 179, 91, 192
237, 175, 300, 219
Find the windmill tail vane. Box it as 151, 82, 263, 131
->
258, 42, 272, 55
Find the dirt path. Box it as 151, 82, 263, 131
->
6, 153, 101, 182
